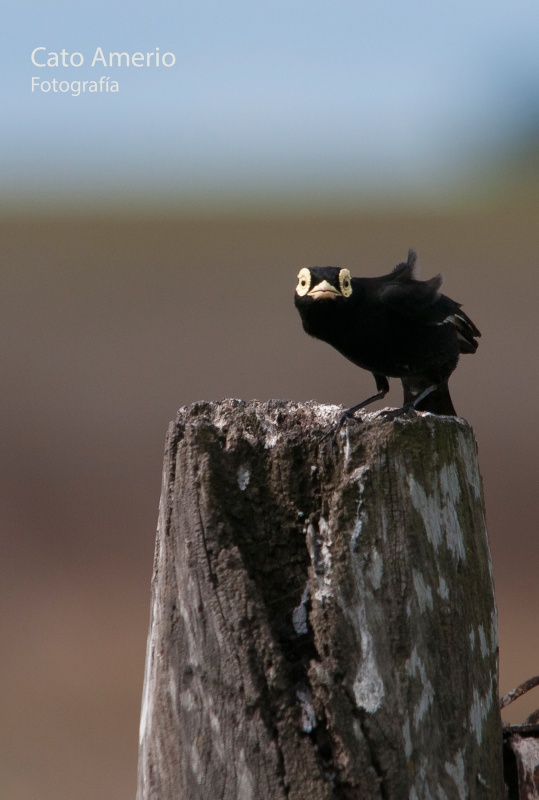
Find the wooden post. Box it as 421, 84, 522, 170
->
136, 400, 503, 800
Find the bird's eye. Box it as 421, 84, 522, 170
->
296, 268, 311, 296
339, 269, 352, 297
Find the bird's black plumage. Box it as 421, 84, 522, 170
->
294, 249, 480, 424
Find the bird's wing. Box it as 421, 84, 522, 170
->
439, 306, 481, 353
377, 273, 447, 324
379, 277, 481, 351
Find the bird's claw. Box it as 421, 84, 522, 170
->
319, 410, 363, 448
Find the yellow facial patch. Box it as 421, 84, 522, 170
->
339, 268, 352, 297
296, 268, 312, 297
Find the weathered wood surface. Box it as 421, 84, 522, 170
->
505, 733, 539, 799
502, 678, 539, 800
136, 399, 503, 800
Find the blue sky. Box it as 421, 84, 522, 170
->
3, 0, 539, 210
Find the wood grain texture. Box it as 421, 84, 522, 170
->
136, 400, 503, 800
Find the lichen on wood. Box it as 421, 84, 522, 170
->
136, 400, 503, 800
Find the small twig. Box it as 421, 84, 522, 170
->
502, 722, 539, 738
500, 675, 539, 709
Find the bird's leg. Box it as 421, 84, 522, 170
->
380, 383, 438, 420
342, 388, 389, 419
321, 375, 389, 445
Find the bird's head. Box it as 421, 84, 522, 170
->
294, 266, 353, 304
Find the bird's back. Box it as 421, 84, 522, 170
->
364, 249, 480, 356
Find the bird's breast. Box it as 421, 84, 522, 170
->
300, 300, 459, 378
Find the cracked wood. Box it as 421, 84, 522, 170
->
136, 399, 503, 800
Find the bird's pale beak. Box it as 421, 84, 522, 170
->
307, 280, 341, 300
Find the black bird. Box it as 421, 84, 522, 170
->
294, 249, 480, 428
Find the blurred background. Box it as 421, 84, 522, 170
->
2, 1, 539, 797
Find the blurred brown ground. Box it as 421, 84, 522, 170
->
1, 206, 537, 799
